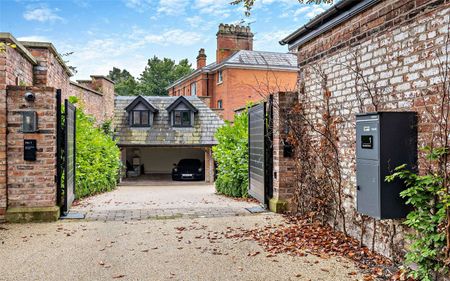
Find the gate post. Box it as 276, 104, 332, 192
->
270, 92, 298, 213
5, 86, 60, 222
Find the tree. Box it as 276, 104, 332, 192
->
107, 67, 138, 96
231, 0, 332, 16
137, 56, 193, 96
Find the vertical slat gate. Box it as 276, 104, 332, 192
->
56, 90, 62, 207
63, 100, 76, 214
248, 103, 267, 204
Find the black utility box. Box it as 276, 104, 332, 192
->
356, 112, 417, 219
24, 139, 37, 161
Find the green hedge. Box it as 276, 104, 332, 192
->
68, 97, 121, 198
213, 110, 249, 197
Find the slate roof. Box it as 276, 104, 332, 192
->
225, 50, 297, 68
167, 50, 298, 89
114, 96, 224, 146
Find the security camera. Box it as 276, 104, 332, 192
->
24, 92, 35, 102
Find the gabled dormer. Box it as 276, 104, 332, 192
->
166, 96, 198, 127
124, 95, 158, 127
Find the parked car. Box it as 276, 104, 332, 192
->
172, 159, 204, 181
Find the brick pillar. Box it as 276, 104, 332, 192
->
204, 148, 214, 183
0, 53, 6, 220
270, 92, 298, 213
5, 86, 59, 222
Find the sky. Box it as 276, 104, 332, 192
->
0, 0, 332, 80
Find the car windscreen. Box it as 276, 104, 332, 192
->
178, 159, 201, 167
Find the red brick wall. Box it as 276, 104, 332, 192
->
225, 69, 297, 120
272, 92, 298, 205
27, 47, 70, 95
0, 45, 35, 219
169, 68, 298, 120
283, 0, 450, 258
6, 86, 57, 208
68, 80, 114, 123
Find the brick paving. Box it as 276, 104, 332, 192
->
70, 182, 261, 221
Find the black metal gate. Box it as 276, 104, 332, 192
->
56, 90, 76, 215
248, 100, 273, 205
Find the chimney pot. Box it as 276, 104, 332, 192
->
196, 48, 207, 69
216, 23, 253, 63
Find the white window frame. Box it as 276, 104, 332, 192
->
190, 82, 197, 96
217, 70, 223, 84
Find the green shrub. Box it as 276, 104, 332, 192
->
386, 147, 449, 281
213, 110, 248, 197
67, 97, 121, 198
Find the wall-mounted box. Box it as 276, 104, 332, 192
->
356, 112, 417, 219
24, 139, 37, 161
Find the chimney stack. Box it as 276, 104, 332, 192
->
216, 23, 253, 63
196, 48, 207, 69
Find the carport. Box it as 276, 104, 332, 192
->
113, 95, 224, 183
121, 146, 211, 182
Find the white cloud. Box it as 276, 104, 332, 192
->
288, 4, 332, 21
17, 35, 51, 42
254, 29, 293, 51
306, 6, 326, 18
194, 0, 231, 17
59, 27, 205, 79
185, 15, 215, 30
23, 6, 63, 22
157, 0, 187, 16
123, 0, 152, 11
142, 29, 203, 46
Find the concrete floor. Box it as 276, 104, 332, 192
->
121, 173, 207, 186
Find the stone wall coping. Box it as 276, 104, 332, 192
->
0, 32, 37, 65
20, 41, 73, 77
69, 81, 104, 97
90, 75, 115, 85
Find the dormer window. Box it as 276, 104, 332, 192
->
174, 111, 191, 127
131, 110, 150, 126
166, 96, 198, 128
124, 96, 158, 128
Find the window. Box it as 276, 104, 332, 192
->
173, 111, 191, 127
217, 70, 223, 84
217, 100, 223, 109
190, 82, 197, 96
131, 110, 150, 127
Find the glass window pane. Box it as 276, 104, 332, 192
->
182, 112, 190, 125
141, 111, 149, 125
133, 111, 140, 125
174, 111, 181, 125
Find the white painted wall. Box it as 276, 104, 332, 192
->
126, 147, 204, 174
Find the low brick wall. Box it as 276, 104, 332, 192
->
5, 86, 58, 221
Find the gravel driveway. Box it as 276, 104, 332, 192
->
0, 215, 363, 281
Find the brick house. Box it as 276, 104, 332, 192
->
0, 33, 115, 222
269, 0, 450, 259
114, 95, 224, 183
167, 24, 298, 121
